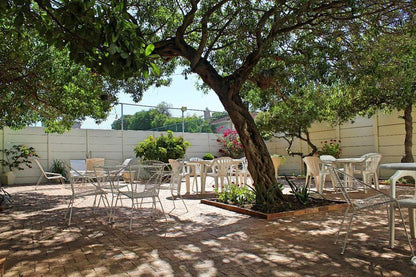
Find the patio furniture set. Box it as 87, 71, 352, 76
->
32, 154, 416, 262
33, 156, 255, 231
303, 153, 416, 261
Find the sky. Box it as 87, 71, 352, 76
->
81, 71, 225, 129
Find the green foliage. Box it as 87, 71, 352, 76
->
285, 176, 310, 205
111, 102, 214, 133
215, 184, 256, 207
0, 145, 39, 172
50, 159, 69, 180
216, 127, 244, 158
318, 139, 342, 158
134, 131, 190, 163
0, 13, 125, 133
203, 153, 214, 160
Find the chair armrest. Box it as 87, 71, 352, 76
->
44, 172, 65, 179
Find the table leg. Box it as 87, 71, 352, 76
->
389, 202, 396, 248
409, 208, 416, 239
389, 174, 397, 248
200, 164, 206, 194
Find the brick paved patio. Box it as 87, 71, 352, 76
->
1, 182, 416, 276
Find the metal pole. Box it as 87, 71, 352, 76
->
121, 103, 124, 131
181, 106, 187, 136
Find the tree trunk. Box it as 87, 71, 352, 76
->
215, 86, 285, 202
401, 104, 414, 163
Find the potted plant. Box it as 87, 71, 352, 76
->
0, 145, 39, 185
271, 154, 285, 179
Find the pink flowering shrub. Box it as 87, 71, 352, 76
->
216, 126, 244, 158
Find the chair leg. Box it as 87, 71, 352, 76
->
157, 196, 168, 222
398, 205, 415, 257
35, 175, 43, 190
129, 200, 135, 231
341, 212, 355, 255
374, 173, 379, 190
335, 206, 350, 245
66, 196, 75, 225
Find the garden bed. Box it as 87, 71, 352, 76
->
201, 196, 347, 220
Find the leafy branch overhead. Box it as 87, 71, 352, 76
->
2, 0, 413, 205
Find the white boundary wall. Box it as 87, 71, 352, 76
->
1, 109, 414, 184
269, 109, 416, 178
0, 127, 221, 184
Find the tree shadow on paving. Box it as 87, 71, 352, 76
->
1, 190, 416, 276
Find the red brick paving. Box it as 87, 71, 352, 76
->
1, 183, 416, 276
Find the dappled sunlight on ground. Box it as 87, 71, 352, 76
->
1, 183, 416, 275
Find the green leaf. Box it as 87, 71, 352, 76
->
144, 44, 154, 56
150, 63, 160, 76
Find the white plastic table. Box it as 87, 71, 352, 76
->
185, 159, 241, 194
336, 157, 365, 186
380, 163, 416, 248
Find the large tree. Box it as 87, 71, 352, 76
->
4, 0, 413, 206
334, 19, 416, 162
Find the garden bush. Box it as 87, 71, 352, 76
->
134, 130, 190, 163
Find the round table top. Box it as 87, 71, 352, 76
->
336, 157, 365, 163
380, 163, 416, 170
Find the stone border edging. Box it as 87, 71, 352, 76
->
201, 198, 347, 220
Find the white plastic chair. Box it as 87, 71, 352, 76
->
303, 156, 327, 193
206, 157, 234, 191
168, 159, 189, 212
236, 157, 252, 186
34, 159, 65, 190
328, 166, 414, 257
354, 153, 382, 190
188, 157, 203, 193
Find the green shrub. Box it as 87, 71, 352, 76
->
203, 153, 214, 160
50, 159, 69, 179
134, 130, 190, 163
215, 184, 256, 207
285, 176, 310, 205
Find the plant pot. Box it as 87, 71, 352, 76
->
1, 171, 15, 185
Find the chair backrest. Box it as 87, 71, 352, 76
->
70, 160, 86, 172
212, 157, 234, 175
131, 163, 164, 195
189, 157, 203, 161
168, 159, 184, 190
121, 158, 133, 167
85, 158, 105, 172
363, 153, 382, 172
34, 159, 46, 175
303, 156, 321, 177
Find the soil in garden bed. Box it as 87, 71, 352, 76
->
251, 195, 339, 213
207, 194, 343, 214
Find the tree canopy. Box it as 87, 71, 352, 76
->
4, 0, 415, 207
